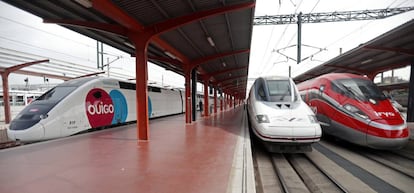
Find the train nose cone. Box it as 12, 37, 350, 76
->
6, 128, 17, 141
7, 123, 45, 142
366, 121, 409, 149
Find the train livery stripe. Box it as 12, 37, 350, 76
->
148, 96, 152, 117
110, 90, 128, 124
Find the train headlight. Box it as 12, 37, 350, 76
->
256, 115, 270, 123
343, 104, 368, 119
308, 115, 318, 123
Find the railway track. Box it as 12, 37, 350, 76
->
253, 138, 414, 193
359, 150, 414, 179
253, 142, 347, 193
273, 153, 348, 193
0, 141, 21, 149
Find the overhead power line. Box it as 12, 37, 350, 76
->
253, 6, 414, 77
253, 7, 414, 25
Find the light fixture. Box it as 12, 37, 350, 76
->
74, 0, 92, 8
361, 59, 373, 64
207, 36, 215, 47
164, 51, 176, 59
124, 41, 134, 48
222, 62, 226, 67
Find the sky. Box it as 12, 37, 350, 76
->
0, 0, 413, 93
250, 0, 414, 83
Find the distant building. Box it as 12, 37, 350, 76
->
0, 84, 54, 106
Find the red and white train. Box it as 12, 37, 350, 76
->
297, 73, 409, 149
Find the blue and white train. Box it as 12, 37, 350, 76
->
7, 77, 185, 142
247, 76, 322, 153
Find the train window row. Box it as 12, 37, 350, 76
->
119, 81, 162, 93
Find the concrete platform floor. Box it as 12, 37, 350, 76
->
0, 107, 251, 193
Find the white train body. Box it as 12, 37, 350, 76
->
247, 76, 321, 153
7, 77, 185, 142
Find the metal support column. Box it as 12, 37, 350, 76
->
191, 69, 197, 121
407, 64, 414, 122
213, 87, 217, 114
1, 74, 10, 123
133, 36, 150, 140
203, 79, 209, 117
220, 93, 223, 111
297, 12, 302, 65
185, 69, 192, 124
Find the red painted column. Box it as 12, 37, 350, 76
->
132, 35, 150, 140
229, 95, 233, 109
184, 69, 192, 123
213, 87, 217, 114
227, 94, 230, 110
1, 73, 11, 123
220, 94, 223, 112
222, 93, 225, 111
203, 79, 209, 117
224, 93, 228, 111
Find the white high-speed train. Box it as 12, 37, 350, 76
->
247, 76, 322, 153
7, 77, 185, 142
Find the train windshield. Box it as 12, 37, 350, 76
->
333, 78, 386, 101
36, 86, 77, 101
267, 80, 296, 102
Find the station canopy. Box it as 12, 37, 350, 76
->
294, 19, 414, 83
3, 0, 255, 97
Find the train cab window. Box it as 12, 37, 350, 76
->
333, 78, 386, 101
267, 80, 292, 102
37, 86, 77, 101
257, 85, 266, 101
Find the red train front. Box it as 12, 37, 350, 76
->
297, 73, 409, 149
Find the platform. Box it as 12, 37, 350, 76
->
0, 107, 255, 193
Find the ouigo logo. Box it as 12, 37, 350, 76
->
85, 88, 128, 128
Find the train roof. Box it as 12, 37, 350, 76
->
256, 76, 292, 81
297, 73, 370, 89
58, 76, 183, 91
58, 77, 98, 87
313, 73, 369, 81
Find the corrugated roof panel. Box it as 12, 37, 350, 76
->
2, 0, 255, 97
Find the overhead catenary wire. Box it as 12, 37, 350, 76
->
290, 0, 413, 77
258, 0, 304, 76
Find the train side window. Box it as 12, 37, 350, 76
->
148, 86, 161, 93
119, 82, 135, 90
